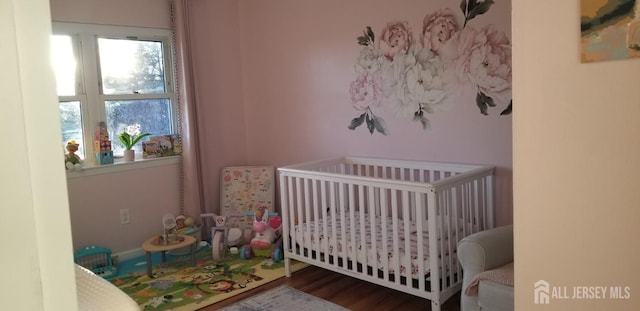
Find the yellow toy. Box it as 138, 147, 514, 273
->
64, 139, 83, 170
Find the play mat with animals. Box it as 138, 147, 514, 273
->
110, 248, 303, 310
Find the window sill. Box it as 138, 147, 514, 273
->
65, 155, 180, 179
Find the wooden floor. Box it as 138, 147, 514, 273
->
200, 265, 461, 311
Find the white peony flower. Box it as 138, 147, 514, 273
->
355, 46, 385, 74
405, 55, 448, 111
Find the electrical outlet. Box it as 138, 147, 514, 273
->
120, 209, 130, 224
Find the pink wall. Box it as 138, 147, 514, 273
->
232, 0, 513, 225
67, 165, 180, 253
53, 0, 513, 255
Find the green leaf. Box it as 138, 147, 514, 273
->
373, 116, 388, 135
366, 114, 375, 134
348, 113, 366, 130
130, 132, 151, 147
366, 26, 375, 43
357, 35, 369, 46
118, 132, 131, 147
119, 132, 151, 149
468, 0, 494, 21
460, 0, 467, 14
483, 92, 496, 107
476, 92, 488, 115
413, 115, 431, 131
468, 0, 478, 11
500, 100, 512, 115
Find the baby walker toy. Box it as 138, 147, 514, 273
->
240, 206, 284, 262
201, 213, 251, 261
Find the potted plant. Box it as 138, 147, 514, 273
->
118, 124, 151, 162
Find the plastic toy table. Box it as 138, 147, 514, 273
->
142, 234, 196, 278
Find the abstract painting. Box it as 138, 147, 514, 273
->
581, 0, 640, 62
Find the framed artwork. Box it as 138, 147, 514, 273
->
581, 0, 640, 63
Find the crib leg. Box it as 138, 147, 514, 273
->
284, 257, 291, 277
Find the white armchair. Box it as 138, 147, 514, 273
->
458, 225, 514, 311
75, 264, 140, 310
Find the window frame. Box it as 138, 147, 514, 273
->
52, 22, 179, 170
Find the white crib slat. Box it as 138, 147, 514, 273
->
338, 183, 347, 268
486, 175, 494, 229
427, 188, 441, 298
321, 180, 329, 264
401, 190, 412, 282
303, 178, 311, 250
446, 187, 456, 288
329, 181, 338, 269
312, 179, 320, 257
454, 184, 464, 281
286, 176, 295, 255
295, 178, 304, 254
368, 186, 379, 277
414, 192, 426, 292
347, 183, 357, 270
279, 174, 290, 276
473, 180, 480, 233
374, 189, 390, 280
358, 184, 368, 272
390, 189, 400, 285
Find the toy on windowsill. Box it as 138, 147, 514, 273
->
64, 139, 83, 171
239, 206, 284, 262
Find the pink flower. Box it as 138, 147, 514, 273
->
421, 8, 460, 55
379, 21, 413, 61
350, 73, 383, 111
437, 25, 512, 108
465, 25, 512, 105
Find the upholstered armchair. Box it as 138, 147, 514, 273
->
458, 225, 514, 311
75, 264, 140, 310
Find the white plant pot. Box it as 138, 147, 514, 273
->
123, 150, 135, 162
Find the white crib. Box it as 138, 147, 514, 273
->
278, 156, 495, 311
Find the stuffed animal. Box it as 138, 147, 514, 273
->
64, 139, 83, 170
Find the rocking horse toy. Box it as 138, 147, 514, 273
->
240, 206, 284, 262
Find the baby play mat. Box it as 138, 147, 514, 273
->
110, 248, 305, 310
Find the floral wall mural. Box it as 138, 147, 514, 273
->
348, 0, 512, 135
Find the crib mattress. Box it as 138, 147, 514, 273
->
292, 213, 459, 278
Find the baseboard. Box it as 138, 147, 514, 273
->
113, 248, 145, 263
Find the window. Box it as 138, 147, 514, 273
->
51, 23, 177, 164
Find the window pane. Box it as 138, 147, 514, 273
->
51, 35, 77, 96
59, 101, 85, 158
98, 38, 166, 95
105, 99, 172, 154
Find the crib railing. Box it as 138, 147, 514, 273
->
278, 157, 494, 309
